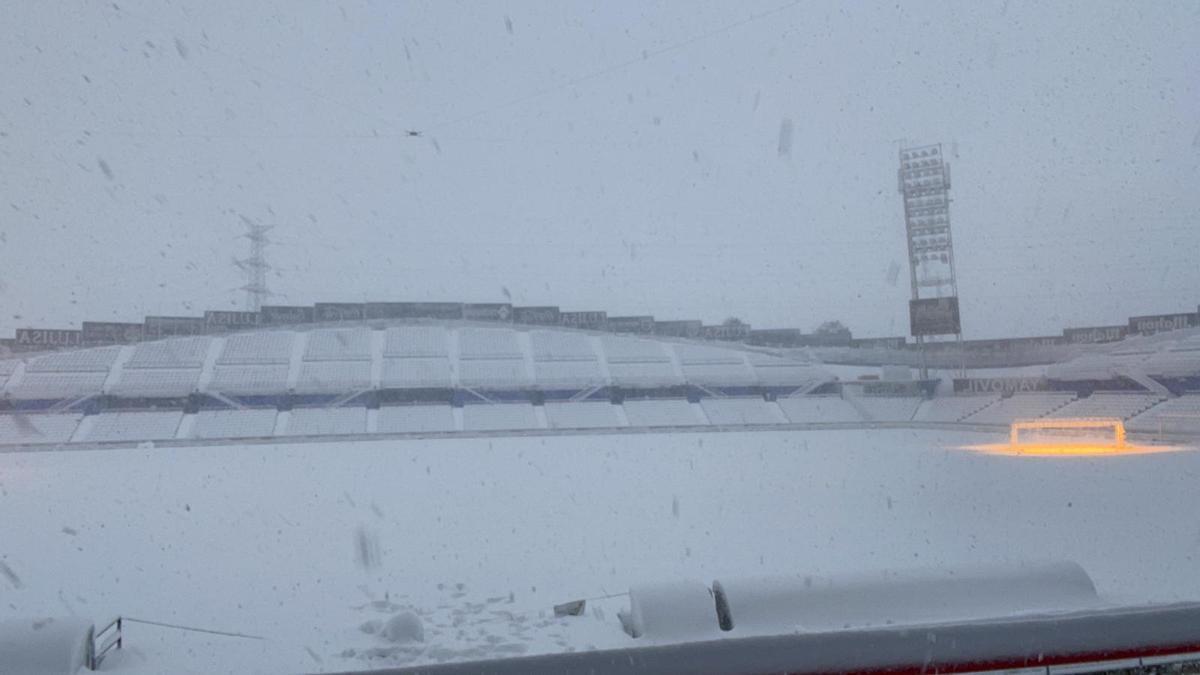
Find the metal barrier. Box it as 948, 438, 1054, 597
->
90, 617, 121, 670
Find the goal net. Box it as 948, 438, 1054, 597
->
1010, 418, 1126, 448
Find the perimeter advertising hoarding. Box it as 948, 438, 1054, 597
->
261, 305, 315, 324
853, 336, 907, 350
144, 316, 207, 339
15, 329, 82, 348
909, 297, 961, 336
82, 321, 144, 345
314, 303, 366, 322
513, 306, 560, 325
462, 303, 513, 322
364, 302, 464, 320
654, 320, 703, 338
1128, 312, 1198, 336
747, 328, 804, 347
204, 310, 261, 330
559, 311, 607, 330
1062, 325, 1127, 344
607, 316, 655, 334
702, 323, 751, 341
954, 377, 1049, 394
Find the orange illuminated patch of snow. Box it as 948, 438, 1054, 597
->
962, 417, 1188, 457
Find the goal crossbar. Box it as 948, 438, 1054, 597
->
1010, 417, 1126, 447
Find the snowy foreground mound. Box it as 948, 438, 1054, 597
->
1, 429, 1198, 673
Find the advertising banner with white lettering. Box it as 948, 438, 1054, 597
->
144, 316, 207, 339
702, 323, 751, 341
559, 311, 607, 330
1128, 312, 1197, 336
261, 305, 315, 324
953, 377, 1049, 394
364, 302, 464, 320
82, 321, 145, 345
654, 320, 703, 338
1063, 325, 1127, 344
747, 329, 803, 346
909, 296, 961, 336
314, 303, 366, 322
462, 303, 513, 322
608, 316, 655, 334
15, 328, 82, 348
205, 310, 260, 330
512, 306, 560, 325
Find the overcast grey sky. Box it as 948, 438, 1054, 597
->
1, 0, 1197, 340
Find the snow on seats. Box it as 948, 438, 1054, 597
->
285, 407, 367, 436
0, 413, 82, 445
700, 397, 781, 425
461, 403, 539, 431
544, 401, 623, 429
83, 411, 184, 442
190, 408, 279, 439
776, 396, 862, 423
376, 404, 456, 433
622, 399, 699, 427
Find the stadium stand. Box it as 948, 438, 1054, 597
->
700, 397, 781, 425
24, 346, 120, 372
854, 396, 922, 422
294, 360, 372, 394
745, 351, 823, 387
217, 331, 294, 364
601, 335, 681, 387
461, 402, 539, 431
776, 395, 862, 423
458, 327, 522, 359
82, 411, 184, 442
532, 360, 605, 388
380, 357, 453, 389
1046, 354, 1118, 382
622, 398, 701, 427
543, 401, 623, 429
376, 404, 456, 433
530, 331, 597, 360
109, 368, 201, 398
303, 327, 372, 361
285, 407, 367, 436
7, 371, 109, 400
206, 364, 291, 396
912, 395, 1000, 422
190, 408, 279, 439
1048, 392, 1165, 420
0, 360, 18, 378
1127, 395, 1200, 434
1142, 338, 1200, 377
675, 344, 757, 386
126, 337, 211, 369
530, 330, 604, 388
458, 358, 530, 388
0, 413, 82, 444
383, 325, 449, 358
961, 392, 1077, 425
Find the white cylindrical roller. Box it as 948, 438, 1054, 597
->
714, 561, 1099, 636
626, 580, 722, 640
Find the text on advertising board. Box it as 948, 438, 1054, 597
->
16, 329, 82, 347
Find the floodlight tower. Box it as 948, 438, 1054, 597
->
898, 143, 964, 378
235, 217, 274, 312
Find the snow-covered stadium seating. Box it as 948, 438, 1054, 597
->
304, 327, 371, 361
622, 399, 701, 427
461, 403, 539, 431
207, 364, 291, 395
544, 401, 623, 429
700, 397, 781, 425
0, 360, 18, 378
285, 407, 367, 436
110, 368, 201, 398
1142, 340, 1200, 377
458, 358, 529, 388
126, 337, 210, 369
384, 326, 448, 358
1047, 392, 1164, 420
380, 357, 453, 388
294, 360, 371, 393
190, 408, 279, 439
0, 413, 82, 444
531, 331, 596, 360
533, 360, 605, 388
776, 396, 862, 423
912, 395, 999, 423
458, 328, 522, 359
376, 404, 456, 433
855, 397, 922, 422
602, 335, 681, 386
217, 331, 294, 365
83, 411, 183, 442
24, 346, 120, 372
1127, 395, 1200, 433
676, 344, 757, 386
962, 392, 1077, 425
746, 351, 822, 387
7, 371, 109, 400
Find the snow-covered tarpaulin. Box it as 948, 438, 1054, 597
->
0, 617, 93, 675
